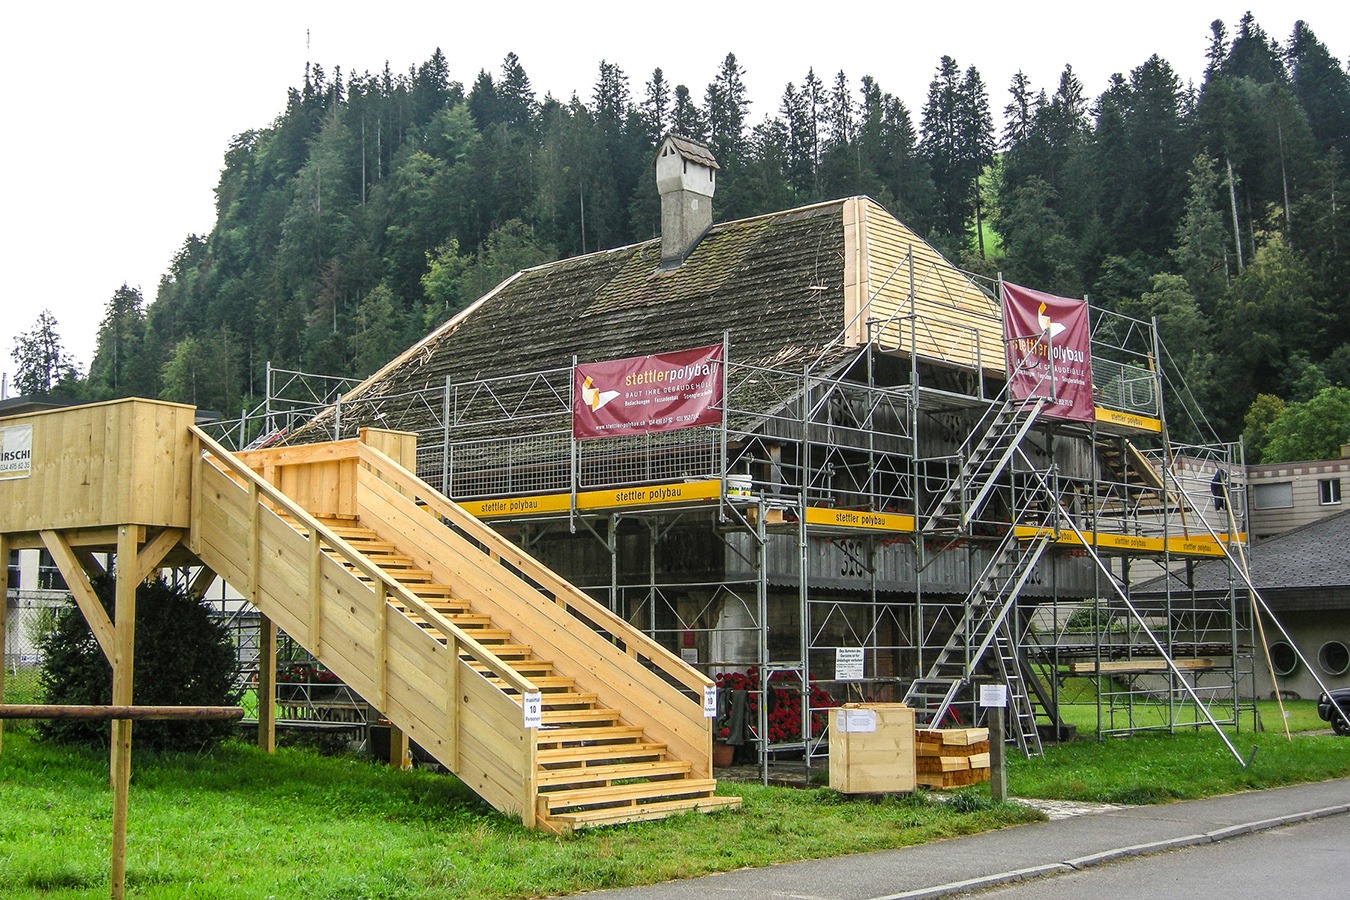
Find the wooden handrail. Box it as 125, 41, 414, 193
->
188, 426, 539, 697
352, 441, 714, 696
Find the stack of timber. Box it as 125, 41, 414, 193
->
915, 727, 991, 789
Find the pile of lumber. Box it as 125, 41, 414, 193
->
915, 727, 990, 789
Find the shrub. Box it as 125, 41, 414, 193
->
36, 575, 240, 751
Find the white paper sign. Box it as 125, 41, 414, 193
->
703, 685, 718, 718
834, 708, 877, 733
979, 684, 1008, 708
0, 424, 33, 481
835, 647, 865, 681
523, 691, 543, 728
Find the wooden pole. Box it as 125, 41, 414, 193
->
989, 705, 1007, 803
0, 705, 244, 720
0, 533, 8, 754
257, 615, 277, 753
389, 722, 411, 770
110, 527, 138, 900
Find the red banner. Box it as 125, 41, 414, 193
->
573, 344, 724, 440
1001, 282, 1095, 422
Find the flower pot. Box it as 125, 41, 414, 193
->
713, 742, 735, 767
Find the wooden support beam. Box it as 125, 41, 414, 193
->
110, 525, 138, 900
375, 582, 388, 711
0, 533, 7, 753
257, 615, 277, 753
388, 722, 411, 770
187, 563, 218, 599
131, 528, 185, 585
445, 636, 459, 770
40, 530, 115, 664
74, 549, 107, 578
308, 530, 322, 655
248, 481, 260, 598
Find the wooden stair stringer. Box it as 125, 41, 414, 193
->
189, 444, 541, 828
346, 449, 739, 832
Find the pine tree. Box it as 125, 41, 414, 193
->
88, 284, 147, 399
704, 53, 750, 168
11, 309, 79, 396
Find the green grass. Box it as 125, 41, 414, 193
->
1050, 678, 1327, 736
0, 735, 1039, 899
1011, 727, 1350, 805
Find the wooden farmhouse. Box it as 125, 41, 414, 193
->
274, 134, 1257, 759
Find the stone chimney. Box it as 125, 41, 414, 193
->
655, 134, 719, 267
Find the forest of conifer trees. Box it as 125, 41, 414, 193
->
12, 12, 1350, 460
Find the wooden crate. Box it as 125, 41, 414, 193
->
828, 703, 916, 794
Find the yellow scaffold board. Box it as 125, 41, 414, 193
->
459, 480, 724, 518
803, 507, 916, 532
1013, 526, 1241, 558
1094, 407, 1163, 433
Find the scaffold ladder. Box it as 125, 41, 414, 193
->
923, 394, 1047, 533
993, 627, 1044, 757
903, 529, 1052, 753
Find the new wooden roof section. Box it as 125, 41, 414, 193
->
334, 197, 1003, 436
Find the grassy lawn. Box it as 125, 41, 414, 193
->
1014, 687, 1350, 804
3, 685, 1347, 898
0, 729, 1036, 899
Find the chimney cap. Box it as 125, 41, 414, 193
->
658, 133, 720, 171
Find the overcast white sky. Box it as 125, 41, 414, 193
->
2, 2, 1345, 393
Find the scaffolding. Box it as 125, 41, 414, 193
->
215, 304, 1257, 772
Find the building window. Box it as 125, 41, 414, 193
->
1320, 478, 1342, 505
1319, 641, 1350, 676
37, 549, 67, 591
1251, 482, 1294, 510
1269, 641, 1298, 677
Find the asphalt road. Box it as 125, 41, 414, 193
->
971, 814, 1350, 898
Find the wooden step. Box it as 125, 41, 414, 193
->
540, 708, 621, 727
534, 759, 692, 788
539, 691, 599, 708
544, 794, 741, 833
535, 725, 646, 748
536, 742, 669, 766
467, 659, 555, 676
537, 778, 719, 814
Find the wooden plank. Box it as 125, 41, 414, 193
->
1068, 659, 1214, 675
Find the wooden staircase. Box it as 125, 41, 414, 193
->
189, 428, 739, 833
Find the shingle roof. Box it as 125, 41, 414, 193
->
323, 200, 858, 440
662, 134, 720, 170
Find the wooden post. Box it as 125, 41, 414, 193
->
389, 722, 411, 770
0, 533, 8, 754
989, 705, 1007, 803
257, 615, 277, 753
110, 526, 138, 900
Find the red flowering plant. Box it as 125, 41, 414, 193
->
714, 666, 838, 744
276, 662, 341, 684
